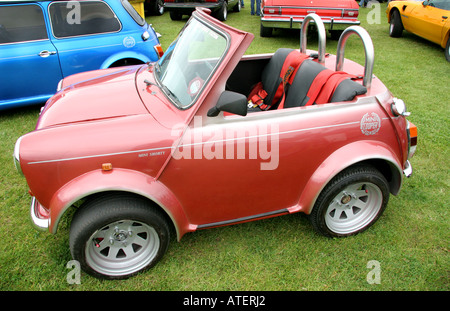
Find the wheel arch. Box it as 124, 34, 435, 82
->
100, 51, 152, 69
296, 141, 403, 215
387, 6, 401, 23
48, 168, 195, 240
441, 28, 450, 49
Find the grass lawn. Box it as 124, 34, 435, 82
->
0, 2, 448, 291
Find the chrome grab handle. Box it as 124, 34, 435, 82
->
336, 26, 374, 89
38, 50, 57, 58
300, 13, 326, 65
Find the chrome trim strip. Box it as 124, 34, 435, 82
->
13, 136, 23, 176
403, 160, 412, 178
27, 117, 391, 165
30, 197, 49, 231
28, 146, 173, 165
197, 208, 289, 229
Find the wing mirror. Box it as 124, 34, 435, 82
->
207, 91, 248, 117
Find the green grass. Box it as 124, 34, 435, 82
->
0, 3, 448, 291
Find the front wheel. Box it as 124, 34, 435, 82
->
215, 1, 228, 21
389, 10, 403, 38
309, 166, 389, 237
69, 194, 170, 279
445, 38, 450, 62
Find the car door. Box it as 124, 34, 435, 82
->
47, 0, 123, 77
408, 0, 448, 45
0, 3, 63, 109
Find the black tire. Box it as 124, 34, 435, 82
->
152, 0, 164, 16
260, 23, 273, 37
69, 194, 170, 279
215, 1, 228, 21
233, 0, 241, 12
169, 11, 182, 21
389, 10, 403, 38
309, 166, 390, 237
330, 30, 343, 41
445, 37, 450, 62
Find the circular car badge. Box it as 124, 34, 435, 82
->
188, 77, 203, 97
360, 112, 381, 135
123, 36, 136, 48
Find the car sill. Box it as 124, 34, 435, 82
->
197, 208, 289, 229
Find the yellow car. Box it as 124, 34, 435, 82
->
387, 0, 450, 61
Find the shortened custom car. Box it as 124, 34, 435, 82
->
14, 9, 417, 279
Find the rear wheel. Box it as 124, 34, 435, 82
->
260, 23, 273, 37
70, 194, 170, 279
152, 0, 164, 16
169, 11, 182, 20
310, 166, 390, 237
389, 10, 403, 38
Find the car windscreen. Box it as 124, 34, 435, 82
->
155, 18, 228, 109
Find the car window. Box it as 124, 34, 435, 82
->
429, 0, 450, 10
121, 0, 145, 26
155, 19, 228, 109
49, 1, 121, 38
0, 4, 48, 44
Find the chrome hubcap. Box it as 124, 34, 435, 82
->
86, 220, 160, 277
325, 182, 383, 234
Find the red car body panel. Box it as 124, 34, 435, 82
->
16, 9, 415, 242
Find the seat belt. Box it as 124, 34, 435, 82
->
248, 51, 310, 110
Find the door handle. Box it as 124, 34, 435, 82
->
443, 16, 448, 19
38, 50, 57, 58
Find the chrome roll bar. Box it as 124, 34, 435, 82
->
300, 13, 326, 65
336, 26, 374, 89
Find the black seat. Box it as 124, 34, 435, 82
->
258, 48, 295, 107
284, 60, 367, 108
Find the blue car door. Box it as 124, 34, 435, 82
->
47, 1, 124, 77
0, 3, 63, 109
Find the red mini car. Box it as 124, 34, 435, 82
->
260, 0, 360, 37
14, 9, 417, 279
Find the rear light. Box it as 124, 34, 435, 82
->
344, 10, 358, 18
263, 7, 280, 14
154, 44, 164, 58
407, 121, 418, 159
205, 0, 217, 2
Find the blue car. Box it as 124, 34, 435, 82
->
0, 0, 163, 110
